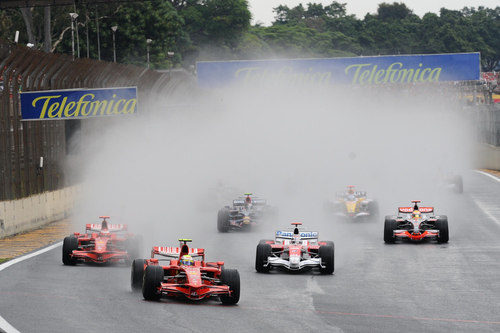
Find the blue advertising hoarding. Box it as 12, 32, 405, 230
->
20, 87, 137, 120
196, 53, 480, 88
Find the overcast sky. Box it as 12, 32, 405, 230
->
248, 0, 499, 25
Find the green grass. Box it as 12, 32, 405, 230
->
0, 258, 10, 264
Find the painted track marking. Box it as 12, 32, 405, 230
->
475, 170, 500, 183
472, 170, 500, 226
0, 241, 62, 333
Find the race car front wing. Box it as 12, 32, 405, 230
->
393, 229, 439, 241
266, 257, 323, 271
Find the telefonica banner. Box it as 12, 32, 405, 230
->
196, 53, 480, 87
20, 87, 137, 120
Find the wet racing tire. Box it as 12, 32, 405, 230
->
436, 215, 449, 243
62, 236, 78, 265
142, 265, 164, 301
219, 268, 240, 305
217, 208, 230, 233
255, 243, 272, 273
384, 216, 397, 243
131, 259, 147, 291
319, 245, 335, 274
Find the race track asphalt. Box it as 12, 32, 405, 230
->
0, 171, 499, 333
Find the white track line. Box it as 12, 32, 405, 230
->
474, 170, 500, 183
472, 170, 500, 226
0, 241, 62, 333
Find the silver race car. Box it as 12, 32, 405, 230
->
255, 222, 334, 274
384, 200, 449, 243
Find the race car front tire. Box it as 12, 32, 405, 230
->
62, 236, 78, 265
142, 265, 164, 301
255, 243, 271, 273
436, 216, 449, 243
219, 268, 240, 305
131, 259, 147, 291
217, 208, 230, 233
319, 245, 335, 274
384, 216, 397, 243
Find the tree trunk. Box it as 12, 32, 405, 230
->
44, 6, 52, 52
19, 7, 35, 45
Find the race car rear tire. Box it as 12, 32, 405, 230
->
142, 265, 164, 301
219, 268, 240, 305
258, 239, 273, 245
436, 216, 449, 243
62, 236, 78, 265
255, 243, 271, 273
323, 241, 335, 248
384, 216, 397, 243
217, 208, 230, 233
131, 259, 147, 291
319, 245, 335, 274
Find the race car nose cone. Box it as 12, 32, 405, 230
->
290, 256, 300, 268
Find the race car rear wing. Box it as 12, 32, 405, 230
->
398, 207, 434, 213
252, 198, 267, 205
152, 246, 205, 258
86, 223, 127, 232
275, 230, 319, 240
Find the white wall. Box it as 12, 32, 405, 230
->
476, 144, 500, 170
0, 186, 78, 239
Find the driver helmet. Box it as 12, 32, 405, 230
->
347, 187, 354, 195
412, 210, 421, 219
245, 196, 252, 204
179, 255, 194, 266
292, 234, 301, 244
101, 220, 108, 231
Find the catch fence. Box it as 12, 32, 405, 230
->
0, 39, 173, 201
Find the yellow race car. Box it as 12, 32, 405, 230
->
325, 185, 379, 221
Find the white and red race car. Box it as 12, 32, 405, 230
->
384, 200, 449, 243
255, 223, 334, 274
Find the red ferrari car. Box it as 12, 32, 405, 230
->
62, 216, 142, 265
131, 239, 240, 305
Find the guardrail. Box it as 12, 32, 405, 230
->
0, 39, 178, 201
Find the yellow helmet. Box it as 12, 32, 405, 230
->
180, 255, 194, 266
412, 210, 421, 219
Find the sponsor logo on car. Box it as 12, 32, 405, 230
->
276, 230, 318, 238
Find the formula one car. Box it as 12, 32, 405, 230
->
62, 216, 142, 265
325, 185, 379, 221
384, 200, 449, 243
255, 222, 334, 274
217, 193, 276, 232
131, 239, 240, 304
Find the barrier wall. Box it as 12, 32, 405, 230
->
0, 186, 78, 238
476, 144, 500, 171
